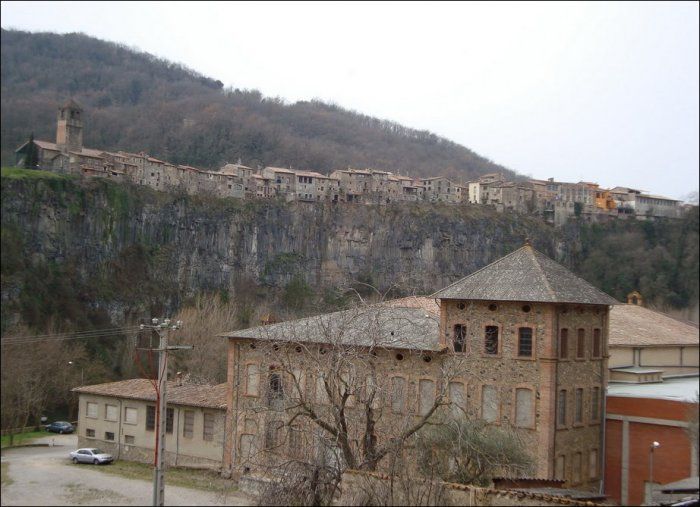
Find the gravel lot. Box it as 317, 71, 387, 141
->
1, 435, 252, 506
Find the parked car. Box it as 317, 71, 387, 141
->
69, 448, 114, 465
45, 421, 74, 434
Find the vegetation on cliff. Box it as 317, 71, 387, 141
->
1, 29, 513, 182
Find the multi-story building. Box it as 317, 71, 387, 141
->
220, 243, 618, 490
261, 167, 297, 201
421, 176, 460, 203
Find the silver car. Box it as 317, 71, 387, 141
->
69, 448, 114, 465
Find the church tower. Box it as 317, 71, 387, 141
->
56, 99, 83, 153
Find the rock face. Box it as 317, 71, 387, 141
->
1, 175, 564, 325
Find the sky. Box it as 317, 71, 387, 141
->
2, 1, 698, 199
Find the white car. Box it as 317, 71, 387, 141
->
69, 448, 114, 465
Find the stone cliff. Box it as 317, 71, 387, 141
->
1, 172, 568, 328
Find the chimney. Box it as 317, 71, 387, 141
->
175, 371, 183, 386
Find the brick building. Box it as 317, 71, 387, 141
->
604, 377, 699, 505
220, 244, 618, 491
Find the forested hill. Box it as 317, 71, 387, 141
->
1, 29, 515, 180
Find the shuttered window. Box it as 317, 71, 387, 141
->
146, 406, 155, 431
183, 410, 194, 438
124, 407, 137, 425
86, 402, 98, 419
575, 388, 583, 423
577, 329, 586, 359
203, 413, 215, 441
105, 404, 118, 421
559, 329, 569, 359
557, 390, 567, 426
482, 385, 499, 422
515, 388, 534, 427
419, 379, 435, 416
591, 387, 600, 421
592, 329, 602, 358
518, 328, 533, 357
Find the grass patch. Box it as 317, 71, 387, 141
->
1, 166, 71, 180
1, 462, 13, 488
0, 430, 47, 448
92, 460, 237, 494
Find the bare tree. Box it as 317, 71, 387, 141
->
229, 294, 477, 505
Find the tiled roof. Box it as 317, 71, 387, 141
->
34, 140, 60, 151
609, 304, 699, 347
432, 244, 619, 305
638, 193, 680, 201
265, 166, 296, 174
72, 379, 227, 409
221, 297, 441, 351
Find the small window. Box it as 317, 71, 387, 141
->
183, 410, 194, 438
124, 407, 137, 425
166, 408, 174, 434
589, 449, 598, 479
515, 388, 534, 427
86, 428, 95, 438
453, 324, 466, 353
457, 302, 466, 310
86, 402, 98, 419
592, 329, 602, 358
518, 327, 533, 357
105, 404, 118, 421
485, 326, 499, 355
419, 379, 436, 416
575, 388, 584, 423
577, 329, 586, 359
488, 303, 498, 311
591, 387, 600, 421
558, 390, 567, 426
124, 435, 135, 444
146, 406, 155, 431
521, 305, 531, 313
203, 413, 215, 441
105, 431, 115, 441
246, 364, 260, 396
559, 329, 569, 359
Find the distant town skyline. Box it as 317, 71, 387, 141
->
1, 1, 698, 200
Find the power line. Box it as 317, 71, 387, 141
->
1, 326, 145, 345
2, 325, 143, 341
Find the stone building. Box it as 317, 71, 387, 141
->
220, 244, 618, 491
72, 379, 227, 468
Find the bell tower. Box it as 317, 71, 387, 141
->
56, 99, 83, 153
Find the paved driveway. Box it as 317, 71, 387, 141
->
1, 435, 252, 506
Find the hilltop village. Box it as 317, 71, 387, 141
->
16, 100, 684, 226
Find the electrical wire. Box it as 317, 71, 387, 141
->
1, 326, 146, 345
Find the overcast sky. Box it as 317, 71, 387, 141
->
2, 1, 698, 199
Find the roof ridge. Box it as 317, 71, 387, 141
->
623, 303, 700, 328
529, 246, 556, 299
430, 245, 529, 298
532, 249, 619, 303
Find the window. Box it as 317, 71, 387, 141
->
146, 406, 155, 431
124, 407, 137, 425
518, 327, 533, 357
577, 329, 586, 359
592, 329, 602, 358
555, 455, 566, 480
575, 388, 584, 424
316, 375, 329, 404
183, 410, 194, 438
482, 385, 499, 423
558, 390, 567, 426
484, 326, 499, 355
86, 402, 98, 419
448, 382, 466, 417
245, 364, 260, 396
419, 379, 436, 416
589, 449, 598, 479
559, 329, 569, 359
453, 324, 466, 353
203, 413, 215, 441
125, 435, 135, 445
166, 408, 174, 434
591, 387, 600, 421
86, 428, 95, 438
390, 377, 406, 414
264, 420, 283, 449
573, 452, 582, 483
515, 388, 534, 427
105, 432, 115, 441
105, 404, 118, 421
268, 373, 284, 403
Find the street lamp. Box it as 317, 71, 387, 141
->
649, 441, 660, 504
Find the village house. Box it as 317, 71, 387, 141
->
72, 378, 227, 468
421, 176, 461, 203
220, 243, 618, 492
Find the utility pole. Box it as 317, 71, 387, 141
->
139, 318, 192, 507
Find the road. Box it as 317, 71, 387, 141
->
1, 435, 252, 506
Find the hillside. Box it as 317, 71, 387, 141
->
1, 29, 515, 181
